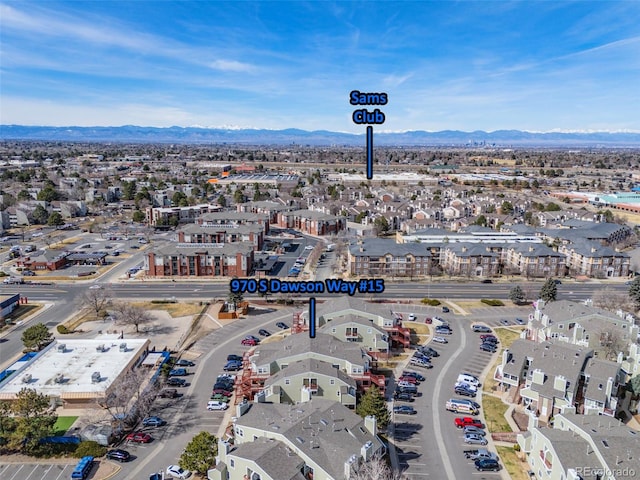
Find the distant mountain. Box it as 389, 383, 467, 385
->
1, 125, 639, 147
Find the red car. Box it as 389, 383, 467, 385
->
455, 417, 484, 429
212, 389, 233, 396
480, 334, 498, 342
126, 432, 152, 443
398, 375, 418, 384
241, 338, 258, 346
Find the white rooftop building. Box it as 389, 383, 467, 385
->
0, 338, 150, 407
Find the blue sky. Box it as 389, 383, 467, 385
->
1, 1, 639, 133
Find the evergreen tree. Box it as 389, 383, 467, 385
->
356, 385, 390, 430
539, 279, 558, 302
21, 323, 53, 351
509, 285, 526, 304
180, 431, 218, 473
9, 388, 57, 453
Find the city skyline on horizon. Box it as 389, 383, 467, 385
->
1, 1, 639, 133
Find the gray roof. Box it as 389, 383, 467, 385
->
287, 209, 341, 221
536, 427, 602, 477
583, 358, 620, 403
235, 398, 384, 480
538, 300, 623, 325
348, 238, 430, 258
318, 315, 386, 336
264, 358, 357, 389
508, 339, 593, 398
252, 333, 370, 371
229, 438, 306, 480
316, 296, 391, 321
198, 211, 268, 222
557, 413, 640, 474
507, 243, 563, 258
444, 243, 500, 257
569, 240, 629, 259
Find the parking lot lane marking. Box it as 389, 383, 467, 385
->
6, 465, 26, 480
20, 465, 40, 480
54, 465, 69, 480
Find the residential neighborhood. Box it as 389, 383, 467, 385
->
1, 143, 640, 480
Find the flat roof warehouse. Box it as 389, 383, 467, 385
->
0, 338, 149, 405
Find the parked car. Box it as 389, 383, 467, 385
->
166, 464, 192, 479
465, 433, 488, 445
393, 392, 415, 402
241, 338, 258, 346
276, 322, 289, 329
480, 343, 498, 353
463, 426, 486, 436
395, 385, 418, 395
142, 416, 165, 427
410, 358, 433, 369
227, 354, 243, 362
515, 317, 526, 325
433, 336, 448, 344
408, 313, 417, 321
166, 377, 187, 387
258, 329, 271, 337
174, 359, 195, 367
401, 371, 425, 381
22, 270, 36, 276
169, 368, 187, 377
454, 417, 484, 429
454, 385, 477, 397
212, 388, 233, 396
126, 432, 152, 443
419, 346, 439, 357
159, 388, 178, 398
398, 375, 418, 384
442, 306, 450, 313
207, 400, 229, 411
435, 327, 452, 335
472, 324, 492, 333
223, 360, 243, 372
475, 458, 501, 472
393, 405, 417, 415
480, 334, 498, 343
105, 449, 131, 462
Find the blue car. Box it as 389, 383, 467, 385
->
142, 416, 165, 427
223, 361, 243, 371
169, 368, 187, 376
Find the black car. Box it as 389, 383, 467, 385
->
223, 361, 243, 371
214, 381, 234, 391
258, 329, 271, 337
475, 458, 500, 471
455, 385, 477, 397
394, 392, 415, 402
106, 449, 131, 462
395, 385, 418, 395
276, 322, 289, 329
166, 377, 187, 387
174, 359, 195, 367
227, 354, 243, 362
419, 346, 439, 357
441, 306, 450, 313
393, 405, 417, 415
480, 343, 498, 353
159, 388, 178, 398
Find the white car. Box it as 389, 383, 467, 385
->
433, 336, 448, 344
207, 401, 229, 411
166, 465, 191, 479
304, 245, 314, 250
408, 313, 417, 321
89, 285, 102, 289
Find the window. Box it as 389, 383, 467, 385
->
285, 379, 290, 385
230, 459, 235, 468
330, 379, 335, 385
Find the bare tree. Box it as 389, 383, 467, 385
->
592, 288, 634, 312
350, 454, 404, 480
77, 287, 113, 318
598, 328, 626, 361
112, 302, 154, 333
98, 367, 158, 430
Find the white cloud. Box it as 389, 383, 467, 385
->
209, 59, 256, 73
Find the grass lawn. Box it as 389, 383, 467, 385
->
482, 395, 511, 433
53, 416, 78, 436
132, 301, 205, 317
496, 445, 531, 480
483, 326, 525, 394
